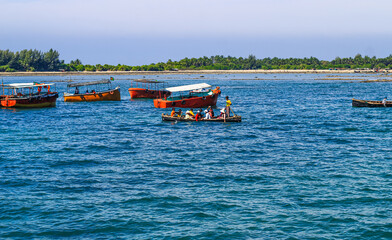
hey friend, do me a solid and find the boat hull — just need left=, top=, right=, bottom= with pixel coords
left=0, top=93, right=59, bottom=108
left=352, top=98, right=392, bottom=107
left=64, top=88, right=121, bottom=102
left=154, top=94, right=218, bottom=108
left=162, top=114, right=241, bottom=122
left=128, top=88, right=171, bottom=99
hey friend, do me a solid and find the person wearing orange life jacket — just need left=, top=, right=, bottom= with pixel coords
left=212, top=86, right=221, bottom=95
left=171, top=108, right=176, bottom=117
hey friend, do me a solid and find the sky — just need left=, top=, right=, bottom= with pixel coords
left=1, top=0, right=392, bottom=65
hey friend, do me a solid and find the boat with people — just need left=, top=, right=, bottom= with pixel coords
left=0, top=82, right=58, bottom=108
left=128, top=79, right=171, bottom=99
left=153, top=83, right=221, bottom=108
left=64, top=79, right=120, bottom=102
left=162, top=103, right=241, bottom=122
left=162, top=113, right=241, bottom=122
left=352, top=98, right=392, bottom=107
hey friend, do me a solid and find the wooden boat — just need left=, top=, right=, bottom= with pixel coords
left=162, top=114, right=241, bottom=122
left=352, top=98, right=392, bottom=107
left=128, top=79, right=171, bottom=99
left=0, top=83, right=58, bottom=108
left=64, top=79, right=120, bottom=102
left=154, top=83, right=221, bottom=108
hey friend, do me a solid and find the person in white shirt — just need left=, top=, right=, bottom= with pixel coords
left=204, top=109, right=211, bottom=119
left=382, top=97, right=387, bottom=107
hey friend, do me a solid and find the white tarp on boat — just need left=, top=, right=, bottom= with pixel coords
left=165, top=83, right=211, bottom=92
left=3, top=83, right=54, bottom=89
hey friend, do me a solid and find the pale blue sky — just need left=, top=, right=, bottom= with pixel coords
left=1, top=0, right=392, bottom=65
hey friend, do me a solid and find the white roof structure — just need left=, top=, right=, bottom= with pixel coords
left=165, top=83, right=211, bottom=92
left=3, top=83, right=53, bottom=89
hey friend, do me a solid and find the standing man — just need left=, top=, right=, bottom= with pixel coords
left=225, top=96, right=232, bottom=117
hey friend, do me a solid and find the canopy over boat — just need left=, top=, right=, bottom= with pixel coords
left=68, top=79, right=111, bottom=88
left=166, top=83, right=211, bottom=93
left=132, top=79, right=165, bottom=84
left=3, top=83, right=54, bottom=89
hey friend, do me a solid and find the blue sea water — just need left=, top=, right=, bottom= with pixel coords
left=1, top=73, right=392, bottom=239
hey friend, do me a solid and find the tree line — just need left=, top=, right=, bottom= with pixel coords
left=1, top=49, right=392, bottom=72
left=0, top=49, right=62, bottom=72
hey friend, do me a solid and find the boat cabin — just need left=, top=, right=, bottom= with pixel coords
left=128, top=79, right=171, bottom=99
left=154, top=83, right=221, bottom=108
left=1, top=82, right=58, bottom=108
left=2, top=83, right=55, bottom=97
left=65, top=79, right=115, bottom=95
left=64, top=79, right=120, bottom=102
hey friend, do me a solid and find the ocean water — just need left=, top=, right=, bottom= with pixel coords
left=1, top=73, right=392, bottom=239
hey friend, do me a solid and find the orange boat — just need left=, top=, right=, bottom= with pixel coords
left=64, top=79, right=120, bottom=102
left=153, top=83, right=221, bottom=108
left=1, top=83, right=58, bottom=108
left=128, top=79, right=171, bottom=99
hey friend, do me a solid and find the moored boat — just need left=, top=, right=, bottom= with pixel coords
left=0, top=83, right=58, bottom=108
left=154, top=83, right=221, bottom=108
left=64, top=79, right=120, bottom=102
left=128, top=79, right=171, bottom=99
left=352, top=98, right=392, bottom=107
left=162, top=113, right=241, bottom=122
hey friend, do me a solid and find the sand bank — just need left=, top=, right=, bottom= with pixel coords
left=0, top=69, right=382, bottom=77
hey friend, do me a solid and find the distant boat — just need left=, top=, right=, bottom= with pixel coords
left=64, top=79, right=120, bottom=102
left=162, top=114, right=241, bottom=122
left=1, top=82, right=58, bottom=108
left=153, top=83, right=221, bottom=108
left=352, top=98, right=392, bottom=107
left=128, top=79, right=171, bottom=99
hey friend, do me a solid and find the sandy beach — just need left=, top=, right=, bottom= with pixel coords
left=0, top=69, right=383, bottom=77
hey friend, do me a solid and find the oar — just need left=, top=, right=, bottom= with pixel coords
left=230, top=107, right=236, bottom=116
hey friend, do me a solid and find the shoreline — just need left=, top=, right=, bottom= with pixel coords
left=0, top=69, right=384, bottom=77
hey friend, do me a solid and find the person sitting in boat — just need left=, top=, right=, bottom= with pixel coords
left=218, top=108, right=226, bottom=118
left=177, top=109, right=183, bottom=118
left=198, top=108, right=203, bottom=118
left=171, top=108, right=176, bottom=117
left=383, top=97, right=387, bottom=107
left=189, top=109, right=195, bottom=117
left=92, top=89, right=96, bottom=94
left=213, top=87, right=221, bottom=95
left=86, top=90, right=89, bottom=94
left=75, top=87, right=79, bottom=94
left=204, top=109, right=212, bottom=119
left=185, top=109, right=195, bottom=119
left=208, top=106, right=215, bottom=118
left=195, top=110, right=202, bottom=121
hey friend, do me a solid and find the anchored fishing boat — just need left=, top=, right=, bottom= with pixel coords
left=64, top=79, right=120, bottom=102
left=162, top=113, right=241, bottom=122
left=153, top=83, right=221, bottom=108
left=0, top=82, right=58, bottom=108
left=128, top=79, right=171, bottom=99
left=352, top=98, right=392, bottom=107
